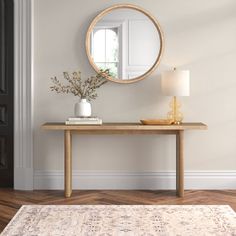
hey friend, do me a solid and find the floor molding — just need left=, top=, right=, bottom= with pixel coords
left=34, top=170, right=236, bottom=190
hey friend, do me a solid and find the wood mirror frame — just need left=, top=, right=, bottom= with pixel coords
left=85, top=4, right=164, bottom=84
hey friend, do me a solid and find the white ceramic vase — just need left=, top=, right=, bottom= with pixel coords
left=74, top=98, right=92, bottom=117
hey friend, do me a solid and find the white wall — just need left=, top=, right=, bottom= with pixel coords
left=33, top=0, right=236, bottom=189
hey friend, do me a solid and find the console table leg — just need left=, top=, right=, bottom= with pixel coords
left=64, top=130, right=72, bottom=198
left=176, top=130, right=184, bottom=197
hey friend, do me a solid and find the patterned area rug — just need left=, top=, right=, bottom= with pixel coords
left=1, top=205, right=236, bottom=236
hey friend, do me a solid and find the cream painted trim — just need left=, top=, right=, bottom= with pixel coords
left=14, top=0, right=34, bottom=190
left=34, top=170, right=236, bottom=190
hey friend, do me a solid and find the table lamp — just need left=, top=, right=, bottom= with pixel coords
left=161, top=68, right=190, bottom=124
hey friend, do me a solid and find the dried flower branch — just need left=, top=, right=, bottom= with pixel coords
left=50, top=70, right=109, bottom=101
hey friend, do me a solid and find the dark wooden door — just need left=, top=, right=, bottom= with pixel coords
left=0, top=0, right=14, bottom=187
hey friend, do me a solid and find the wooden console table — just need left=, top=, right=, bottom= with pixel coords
left=42, top=122, right=207, bottom=198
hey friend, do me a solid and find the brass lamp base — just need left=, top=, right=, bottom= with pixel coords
left=167, top=96, right=183, bottom=124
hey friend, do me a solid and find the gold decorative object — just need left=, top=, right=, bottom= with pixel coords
left=167, top=96, right=183, bottom=124
left=140, top=119, right=174, bottom=125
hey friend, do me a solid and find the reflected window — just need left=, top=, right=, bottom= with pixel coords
left=91, top=27, right=119, bottom=78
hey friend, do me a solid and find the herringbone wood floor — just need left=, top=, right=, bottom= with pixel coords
left=0, top=189, right=236, bottom=233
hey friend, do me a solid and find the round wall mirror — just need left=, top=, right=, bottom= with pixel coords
left=86, top=4, right=164, bottom=83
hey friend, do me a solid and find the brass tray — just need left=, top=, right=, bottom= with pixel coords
left=140, top=119, right=174, bottom=125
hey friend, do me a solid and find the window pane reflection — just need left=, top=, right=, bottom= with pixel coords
left=92, top=28, right=119, bottom=78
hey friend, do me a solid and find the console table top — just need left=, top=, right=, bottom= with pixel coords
left=42, top=122, right=207, bottom=131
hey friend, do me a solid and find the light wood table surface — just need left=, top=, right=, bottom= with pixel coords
left=42, top=122, right=207, bottom=198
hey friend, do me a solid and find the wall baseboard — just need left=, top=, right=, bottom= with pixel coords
left=34, top=170, right=236, bottom=190
left=15, top=168, right=34, bottom=190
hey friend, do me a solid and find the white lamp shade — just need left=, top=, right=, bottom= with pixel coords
left=161, top=70, right=190, bottom=96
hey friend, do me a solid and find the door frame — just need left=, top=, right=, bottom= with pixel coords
left=14, top=0, right=34, bottom=190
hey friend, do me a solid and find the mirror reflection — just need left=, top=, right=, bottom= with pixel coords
left=88, top=8, right=162, bottom=81
left=92, top=27, right=119, bottom=78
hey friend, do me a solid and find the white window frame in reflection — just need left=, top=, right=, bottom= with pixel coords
left=91, top=21, right=124, bottom=79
